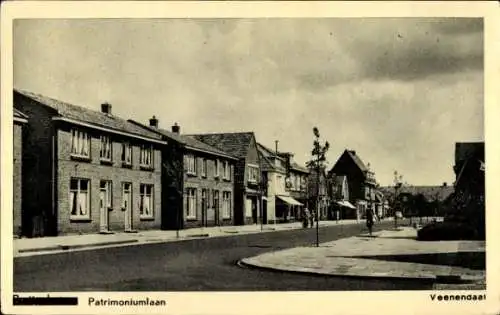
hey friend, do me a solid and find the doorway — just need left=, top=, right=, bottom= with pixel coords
left=122, top=182, right=133, bottom=231
left=99, top=181, right=112, bottom=233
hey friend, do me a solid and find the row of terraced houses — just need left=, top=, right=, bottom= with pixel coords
left=13, top=89, right=398, bottom=238
left=13, top=89, right=315, bottom=237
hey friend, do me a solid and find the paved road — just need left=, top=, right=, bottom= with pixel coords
left=14, top=220, right=433, bottom=291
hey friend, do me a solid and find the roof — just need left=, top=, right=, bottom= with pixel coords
left=379, top=185, right=454, bottom=202
left=14, top=108, right=28, bottom=119
left=290, top=161, right=309, bottom=174
left=128, top=120, right=237, bottom=160
left=14, top=89, right=164, bottom=142
left=455, top=142, right=484, bottom=165
left=345, top=150, right=369, bottom=172
left=189, top=132, right=255, bottom=159
left=257, top=142, right=286, bottom=172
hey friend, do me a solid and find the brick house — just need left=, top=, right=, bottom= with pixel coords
left=13, top=108, right=28, bottom=237
left=257, top=143, right=305, bottom=224
left=190, top=132, right=262, bottom=225
left=286, top=161, right=309, bottom=218
left=328, top=149, right=377, bottom=220
left=129, top=118, right=238, bottom=229
left=14, top=89, right=165, bottom=237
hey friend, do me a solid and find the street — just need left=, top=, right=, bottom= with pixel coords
left=14, top=220, right=433, bottom=291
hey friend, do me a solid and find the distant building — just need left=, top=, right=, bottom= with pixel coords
left=191, top=132, right=263, bottom=225
left=329, top=174, right=357, bottom=220
left=307, top=167, right=330, bottom=220
left=130, top=118, right=238, bottom=230
left=379, top=185, right=454, bottom=218
left=328, top=149, right=377, bottom=220
left=13, top=109, right=28, bottom=237
left=14, top=89, right=165, bottom=237
left=257, top=143, right=307, bottom=223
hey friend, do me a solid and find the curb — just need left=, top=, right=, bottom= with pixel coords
left=18, top=239, right=139, bottom=254
left=237, top=259, right=482, bottom=284
left=14, top=221, right=368, bottom=257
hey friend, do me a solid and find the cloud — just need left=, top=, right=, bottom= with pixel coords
left=13, top=18, right=484, bottom=185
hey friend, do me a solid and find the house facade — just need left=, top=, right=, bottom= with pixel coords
left=191, top=132, right=262, bottom=225
left=257, top=143, right=305, bottom=224
left=285, top=161, right=309, bottom=219
left=307, top=167, right=330, bottom=220
left=13, top=109, right=28, bottom=237
left=329, top=174, right=357, bottom=220
left=329, top=149, right=377, bottom=220
left=14, top=89, right=165, bottom=237
left=130, top=118, right=238, bottom=229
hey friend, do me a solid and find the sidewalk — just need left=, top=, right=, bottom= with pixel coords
left=14, top=219, right=365, bottom=257
left=240, top=226, right=486, bottom=287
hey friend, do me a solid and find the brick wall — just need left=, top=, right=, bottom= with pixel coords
left=13, top=122, right=23, bottom=236
left=56, top=125, right=162, bottom=235
left=14, top=93, right=56, bottom=236
left=183, top=154, right=235, bottom=228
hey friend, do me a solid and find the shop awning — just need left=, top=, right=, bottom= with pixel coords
left=337, top=200, right=357, bottom=209
left=276, top=195, right=303, bottom=206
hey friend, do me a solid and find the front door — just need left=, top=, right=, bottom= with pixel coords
left=99, top=181, right=111, bottom=233
left=251, top=197, right=258, bottom=224
left=201, top=189, right=208, bottom=227
left=122, top=183, right=132, bottom=231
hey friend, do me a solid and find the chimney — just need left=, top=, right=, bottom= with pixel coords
left=149, top=115, right=158, bottom=128
left=101, top=102, right=112, bottom=115
left=172, top=122, right=180, bottom=134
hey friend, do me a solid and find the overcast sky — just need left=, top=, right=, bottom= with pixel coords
left=13, top=18, right=483, bottom=186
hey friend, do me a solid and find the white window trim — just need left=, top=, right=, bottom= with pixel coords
left=248, top=165, right=259, bottom=183
left=222, top=191, right=231, bottom=219
left=186, top=188, right=197, bottom=219
left=139, top=184, right=154, bottom=219
left=122, top=142, right=132, bottom=165
left=214, top=159, right=220, bottom=178
left=185, top=154, right=197, bottom=176
left=100, top=180, right=113, bottom=209
left=100, top=135, right=112, bottom=162
left=70, top=129, right=91, bottom=159
left=70, top=178, right=91, bottom=220
left=140, top=144, right=154, bottom=168
left=201, top=158, right=207, bottom=177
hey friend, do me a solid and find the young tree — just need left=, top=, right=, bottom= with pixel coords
left=306, top=127, right=330, bottom=247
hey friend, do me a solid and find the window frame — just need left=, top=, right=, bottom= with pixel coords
left=100, top=135, right=113, bottom=162
left=70, top=129, right=91, bottom=159
left=201, top=158, right=207, bottom=177
left=185, top=188, right=197, bottom=219
left=121, top=142, right=133, bottom=166
left=139, top=144, right=154, bottom=169
left=214, top=159, right=220, bottom=178
left=185, top=154, right=197, bottom=176
left=222, top=191, right=231, bottom=219
left=248, top=165, right=259, bottom=183
left=70, top=178, right=91, bottom=220
left=139, top=184, right=154, bottom=219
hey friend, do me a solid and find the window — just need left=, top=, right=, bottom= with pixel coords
left=70, top=129, right=91, bottom=158
left=185, top=188, right=197, bottom=219
left=185, top=154, right=196, bottom=175
left=140, top=144, right=153, bottom=168
left=214, top=159, right=220, bottom=177
left=223, top=161, right=231, bottom=180
left=70, top=178, right=90, bottom=219
left=139, top=184, right=154, bottom=218
left=100, top=135, right=112, bottom=161
left=121, top=142, right=132, bottom=165
left=201, top=158, right=207, bottom=177
left=222, top=191, right=231, bottom=219
left=99, top=180, right=112, bottom=209
left=248, top=165, right=259, bottom=183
